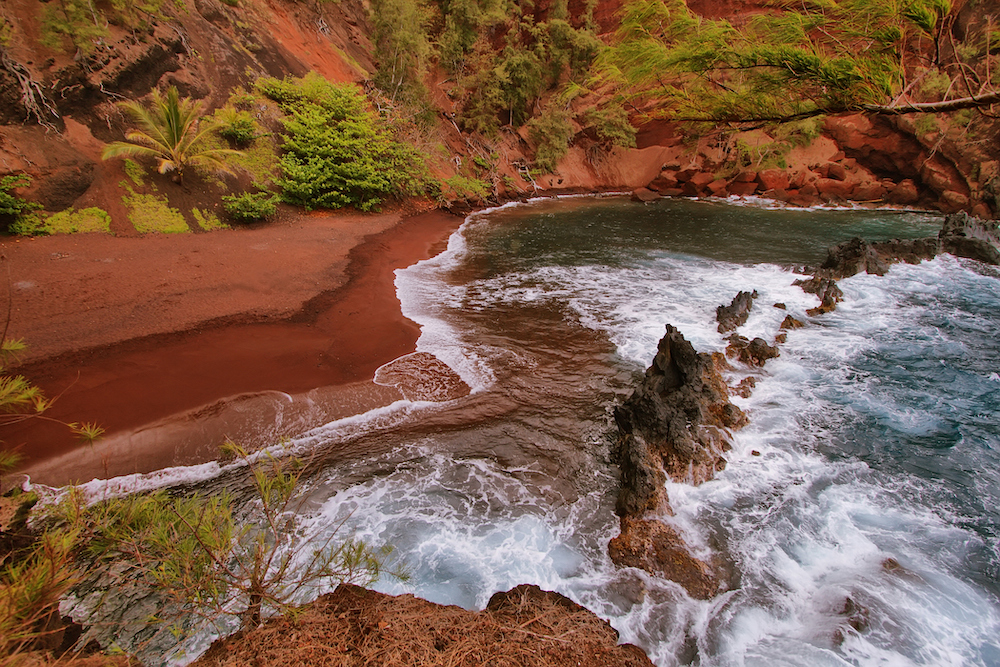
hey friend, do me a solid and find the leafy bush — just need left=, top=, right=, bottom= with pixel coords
left=216, top=107, right=258, bottom=146
left=256, top=74, right=430, bottom=211
left=223, top=191, right=279, bottom=222
left=582, top=106, right=637, bottom=148
left=528, top=106, right=575, bottom=173
left=442, top=175, right=490, bottom=201
left=0, top=174, right=41, bottom=233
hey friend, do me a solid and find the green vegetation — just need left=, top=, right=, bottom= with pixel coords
left=256, top=73, right=431, bottom=211
left=103, top=87, right=242, bottom=185
left=527, top=104, right=575, bottom=173
left=1, top=442, right=402, bottom=662
left=594, top=0, right=963, bottom=121
left=0, top=174, right=41, bottom=233
left=193, top=207, right=228, bottom=231
left=215, top=107, right=259, bottom=146
left=123, top=158, right=147, bottom=186
left=123, top=187, right=190, bottom=234
left=442, top=174, right=490, bottom=201
left=371, top=0, right=434, bottom=108
left=42, top=207, right=112, bottom=234
left=222, top=191, right=279, bottom=222
left=452, top=0, right=602, bottom=135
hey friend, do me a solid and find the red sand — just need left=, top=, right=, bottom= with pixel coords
left=0, top=209, right=464, bottom=485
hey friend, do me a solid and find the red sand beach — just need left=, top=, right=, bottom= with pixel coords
left=0, top=209, right=464, bottom=486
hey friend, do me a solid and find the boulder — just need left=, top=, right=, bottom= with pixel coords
left=631, top=188, right=660, bottom=203
left=815, top=178, right=853, bottom=199
left=939, top=190, right=970, bottom=212
left=716, top=290, right=757, bottom=333
left=851, top=182, right=887, bottom=201
left=608, top=517, right=723, bottom=600
left=827, top=163, right=849, bottom=181
left=728, top=181, right=759, bottom=196
left=707, top=179, right=729, bottom=196
left=888, top=179, right=920, bottom=205
left=725, top=335, right=780, bottom=367
left=819, top=237, right=892, bottom=278
left=757, top=169, right=789, bottom=191
left=794, top=276, right=843, bottom=314
left=780, top=314, right=804, bottom=329
left=682, top=171, right=716, bottom=195
left=939, top=212, right=1000, bottom=264
left=648, top=171, right=679, bottom=192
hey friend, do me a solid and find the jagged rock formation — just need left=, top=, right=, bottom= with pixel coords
left=613, top=325, right=748, bottom=495
left=610, top=324, right=749, bottom=598
left=192, top=584, right=654, bottom=666
left=716, top=290, right=757, bottom=333
left=811, top=212, right=1000, bottom=285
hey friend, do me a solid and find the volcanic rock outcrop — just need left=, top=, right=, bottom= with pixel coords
left=716, top=290, right=757, bottom=333
left=609, top=324, right=748, bottom=598
left=811, top=212, right=1000, bottom=284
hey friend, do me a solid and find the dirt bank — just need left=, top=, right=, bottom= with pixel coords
left=1, top=208, right=464, bottom=485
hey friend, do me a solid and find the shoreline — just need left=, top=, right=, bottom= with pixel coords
left=2, top=208, right=465, bottom=485
left=0, top=192, right=951, bottom=487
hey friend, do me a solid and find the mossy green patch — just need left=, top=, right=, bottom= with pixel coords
left=123, top=188, right=189, bottom=234
left=124, top=159, right=146, bottom=187
left=193, top=208, right=229, bottom=231
left=43, top=207, right=112, bottom=234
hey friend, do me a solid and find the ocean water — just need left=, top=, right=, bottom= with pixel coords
left=87, top=197, right=1000, bottom=666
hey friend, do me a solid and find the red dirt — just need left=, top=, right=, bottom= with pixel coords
left=0, top=209, right=464, bottom=485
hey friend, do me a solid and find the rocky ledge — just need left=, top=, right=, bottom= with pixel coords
left=815, top=212, right=1000, bottom=282
left=192, top=584, right=653, bottom=667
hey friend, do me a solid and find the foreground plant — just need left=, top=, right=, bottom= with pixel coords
left=102, top=87, right=242, bottom=185
left=35, top=441, right=405, bottom=664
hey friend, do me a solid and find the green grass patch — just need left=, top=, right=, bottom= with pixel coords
left=193, top=208, right=229, bottom=231
left=124, top=159, right=146, bottom=187
left=43, top=207, right=112, bottom=234
left=123, top=188, right=189, bottom=234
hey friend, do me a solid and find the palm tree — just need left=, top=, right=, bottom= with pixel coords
left=102, top=87, right=242, bottom=184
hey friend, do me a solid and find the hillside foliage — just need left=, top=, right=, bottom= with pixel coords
left=591, top=0, right=1000, bottom=121
left=257, top=74, right=431, bottom=211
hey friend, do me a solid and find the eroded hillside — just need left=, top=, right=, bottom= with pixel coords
left=1, top=0, right=1000, bottom=237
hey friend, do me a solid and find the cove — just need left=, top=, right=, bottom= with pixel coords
left=66, top=197, right=1000, bottom=666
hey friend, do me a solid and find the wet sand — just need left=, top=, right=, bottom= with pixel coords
left=0, top=209, right=464, bottom=485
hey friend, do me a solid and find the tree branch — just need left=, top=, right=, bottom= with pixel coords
left=863, top=91, right=1000, bottom=114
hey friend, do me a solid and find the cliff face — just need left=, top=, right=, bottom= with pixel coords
left=2, top=0, right=999, bottom=225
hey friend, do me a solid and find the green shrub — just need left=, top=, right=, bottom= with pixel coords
left=222, top=191, right=279, bottom=222
left=216, top=107, right=258, bottom=146
left=442, top=175, right=489, bottom=200
left=0, top=174, right=42, bottom=233
left=527, top=106, right=575, bottom=173
left=193, top=207, right=229, bottom=230
left=257, top=75, right=430, bottom=211
left=582, top=106, right=636, bottom=148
